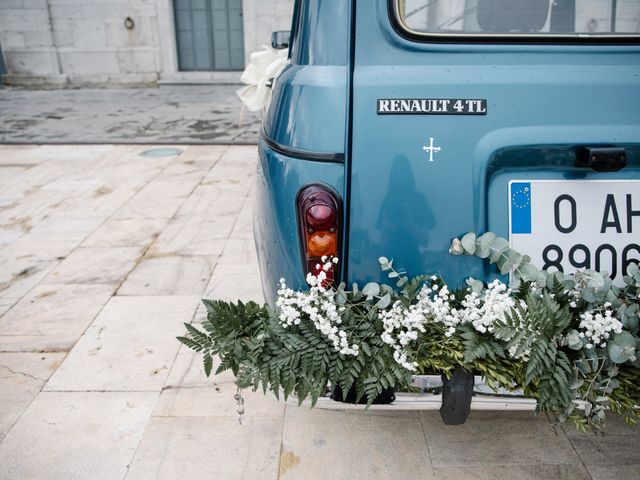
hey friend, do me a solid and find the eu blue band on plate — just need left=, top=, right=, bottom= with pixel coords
left=511, top=182, right=532, bottom=234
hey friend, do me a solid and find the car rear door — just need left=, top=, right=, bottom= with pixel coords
left=345, top=0, right=640, bottom=287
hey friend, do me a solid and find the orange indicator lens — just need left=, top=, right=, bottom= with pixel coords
left=307, top=232, right=337, bottom=257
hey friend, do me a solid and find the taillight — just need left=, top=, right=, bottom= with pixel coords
left=297, top=185, right=341, bottom=285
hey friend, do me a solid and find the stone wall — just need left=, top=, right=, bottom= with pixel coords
left=0, top=0, right=294, bottom=87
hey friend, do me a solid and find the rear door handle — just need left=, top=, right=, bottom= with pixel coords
left=575, top=147, right=627, bottom=172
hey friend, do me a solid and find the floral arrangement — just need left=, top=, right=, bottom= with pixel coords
left=178, top=232, right=640, bottom=431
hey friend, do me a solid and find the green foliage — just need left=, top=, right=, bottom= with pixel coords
left=499, top=294, right=573, bottom=411
left=178, top=298, right=412, bottom=407
left=451, top=232, right=539, bottom=281
left=459, top=324, right=505, bottom=363
left=177, top=231, right=640, bottom=431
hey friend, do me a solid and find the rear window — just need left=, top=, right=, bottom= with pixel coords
left=395, top=0, right=640, bottom=38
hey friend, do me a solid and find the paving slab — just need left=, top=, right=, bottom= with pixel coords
left=0, top=229, right=23, bottom=250
left=44, top=295, right=200, bottom=392
left=0, top=283, right=114, bottom=352
left=586, top=464, right=640, bottom=480
left=569, top=434, right=640, bottom=467
left=420, top=411, right=584, bottom=468
left=204, top=268, right=265, bottom=304
left=0, top=352, right=66, bottom=441
left=0, top=255, right=58, bottom=302
left=0, top=391, right=158, bottom=480
left=43, top=246, right=143, bottom=285
left=217, top=236, right=260, bottom=266
left=153, top=154, right=221, bottom=184
left=1, top=232, right=85, bottom=258
left=175, top=185, right=248, bottom=218
left=117, top=255, right=217, bottom=296
left=112, top=179, right=197, bottom=221
left=124, top=416, right=282, bottom=480
left=280, top=407, right=435, bottom=479
left=148, top=215, right=235, bottom=257
left=82, top=218, right=169, bottom=248
left=154, top=351, right=284, bottom=418
left=432, top=465, right=590, bottom=480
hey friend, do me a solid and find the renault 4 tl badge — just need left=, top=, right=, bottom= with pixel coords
left=377, top=98, right=487, bottom=115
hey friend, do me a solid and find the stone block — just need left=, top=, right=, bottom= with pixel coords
left=52, top=29, right=74, bottom=47
left=58, top=49, right=120, bottom=74
left=0, top=32, right=26, bottom=49
left=2, top=49, right=59, bottom=75
left=22, top=0, right=47, bottom=8
left=51, top=17, right=72, bottom=32
left=48, top=4, right=85, bottom=20
left=71, top=19, right=107, bottom=49
left=19, top=30, right=52, bottom=48
left=67, top=72, right=111, bottom=84
left=0, top=7, right=49, bottom=30
left=116, top=47, right=157, bottom=73
left=105, top=72, right=158, bottom=85
left=0, top=0, right=24, bottom=9
left=0, top=72, right=69, bottom=86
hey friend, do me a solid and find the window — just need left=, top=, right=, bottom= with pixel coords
left=394, top=0, right=640, bottom=38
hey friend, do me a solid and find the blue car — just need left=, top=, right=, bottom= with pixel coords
left=255, top=0, right=640, bottom=304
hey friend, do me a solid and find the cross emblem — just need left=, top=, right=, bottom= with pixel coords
left=422, top=137, right=441, bottom=162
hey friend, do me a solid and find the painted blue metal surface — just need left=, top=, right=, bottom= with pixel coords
left=256, top=0, right=640, bottom=303
left=263, top=64, right=348, bottom=154
left=263, top=0, right=350, bottom=154
left=255, top=0, right=350, bottom=301
left=346, top=0, right=640, bottom=288
left=255, top=137, right=344, bottom=301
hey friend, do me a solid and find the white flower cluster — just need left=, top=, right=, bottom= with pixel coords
left=275, top=258, right=358, bottom=356
left=379, top=299, right=426, bottom=371
left=578, top=304, right=623, bottom=349
left=378, top=278, right=516, bottom=371
left=460, top=280, right=515, bottom=334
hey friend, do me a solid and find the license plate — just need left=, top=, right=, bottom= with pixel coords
left=509, top=180, right=640, bottom=286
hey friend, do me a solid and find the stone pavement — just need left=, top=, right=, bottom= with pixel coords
left=0, top=144, right=638, bottom=480
left=0, top=86, right=261, bottom=144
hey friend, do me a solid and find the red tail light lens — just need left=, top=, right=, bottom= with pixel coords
left=306, top=204, right=336, bottom=229
left=297, top=185, right=341, bottom=285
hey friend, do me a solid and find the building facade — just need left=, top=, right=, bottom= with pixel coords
left=0, top=0, right=294, bottom=86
